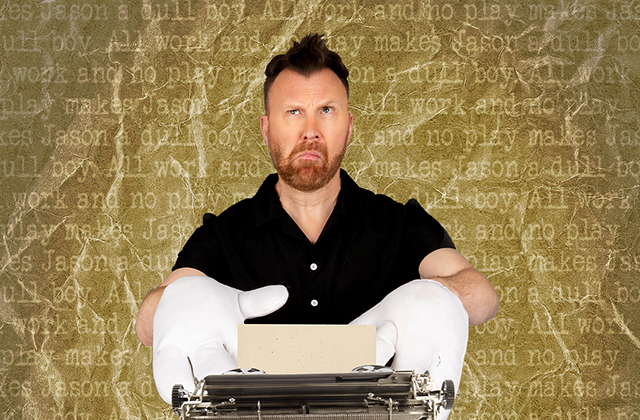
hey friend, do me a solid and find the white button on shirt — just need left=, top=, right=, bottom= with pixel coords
left=310, top=263, right=318, bottom=271
left=310, top=299, right=318, bottom=307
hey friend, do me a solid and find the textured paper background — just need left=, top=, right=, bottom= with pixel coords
left=0, top=0, right=638, bottom=419
left=237, top=324, right=376, bottom=373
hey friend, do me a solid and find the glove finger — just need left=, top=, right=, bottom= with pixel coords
left=153, top=344, right=196, bottom=404
left=238, top=285, right=289, bottom=319
left=375, top=321, right=397, bottom=366
left=424, top=320, right=468, bottom=388
left=390, top=302, right=468, bottom=386
left=348, top=307, right=378, bottom=326
left=191, top=339, right=237, bottom=380
left=390, top=338, right=467, bottom=382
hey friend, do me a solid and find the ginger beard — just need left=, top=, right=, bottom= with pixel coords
left=269, top=138, right=347, bottom=192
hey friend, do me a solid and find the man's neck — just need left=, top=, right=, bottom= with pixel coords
left=275, top=171, right=342, bottom=245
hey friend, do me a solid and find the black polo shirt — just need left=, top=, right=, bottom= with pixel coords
left=173, top=169, right=454, bottom=324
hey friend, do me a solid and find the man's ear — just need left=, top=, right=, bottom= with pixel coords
left=347, top=112, right=353, bottom=145
left=260, top=114, right=270, bottom=146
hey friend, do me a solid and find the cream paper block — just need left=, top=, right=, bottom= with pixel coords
left=237, top=324, right=376, bottom=374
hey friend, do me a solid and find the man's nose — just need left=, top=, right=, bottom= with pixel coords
left=303, top=113, right=320, bottom=140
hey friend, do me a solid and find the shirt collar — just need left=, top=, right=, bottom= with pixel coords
left=253, top=169, right=361, bottom=227
left=253, top=172, right=283, bottom=227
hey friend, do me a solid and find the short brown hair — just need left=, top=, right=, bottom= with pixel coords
left=263, top=33, right=349, bottom=110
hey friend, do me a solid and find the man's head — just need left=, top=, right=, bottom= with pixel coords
left=263, top=34, right=349, bottom=112
left=260, top=34, right=352, bottom=192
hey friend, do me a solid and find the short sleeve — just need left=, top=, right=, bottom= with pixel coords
left=172, top=213, right=221, bottom=276
left=403, top=198, right=455, bottom=266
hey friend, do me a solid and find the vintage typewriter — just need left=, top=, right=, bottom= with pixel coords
left=171, top=366, right=455, bottom=420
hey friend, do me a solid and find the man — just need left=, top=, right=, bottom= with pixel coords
left=136, top=34, right=499, bottom=413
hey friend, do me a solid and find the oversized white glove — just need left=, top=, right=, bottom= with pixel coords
left=152, top=276, right=289, bottom=404
left=350, top=279, right=468, bottom=416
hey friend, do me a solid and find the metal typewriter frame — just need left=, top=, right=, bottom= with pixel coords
left=172, top=367, right=455, bottom=420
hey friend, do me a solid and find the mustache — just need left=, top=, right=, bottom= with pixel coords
left=290, top=141, right=327, bottom=157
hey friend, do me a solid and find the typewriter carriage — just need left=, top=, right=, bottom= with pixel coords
left=171, top=366, right=456, bottom=420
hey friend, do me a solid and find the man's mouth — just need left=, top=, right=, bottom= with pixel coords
left=296, top=151, right=323, bottom=161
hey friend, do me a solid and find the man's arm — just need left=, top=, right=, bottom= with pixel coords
left=419, top=248, right=499, bottom=325
left=135, top=267, right=207, bottom=346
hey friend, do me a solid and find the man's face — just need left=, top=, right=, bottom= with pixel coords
left=260, top=68, right=353, bottom=192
